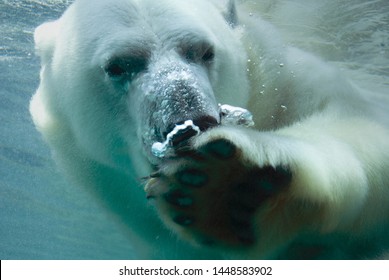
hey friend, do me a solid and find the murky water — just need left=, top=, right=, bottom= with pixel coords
left=0, top=0, right=387, bottom=259
left=0, top=0, right=136, bottom=259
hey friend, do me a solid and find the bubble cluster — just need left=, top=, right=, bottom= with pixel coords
left=219, top=104, right=255, bottom=127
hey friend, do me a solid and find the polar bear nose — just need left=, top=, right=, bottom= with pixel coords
left=167, top=115, right=219, bottom=147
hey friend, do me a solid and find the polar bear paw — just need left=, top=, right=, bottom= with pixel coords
left=145, top=137, right=292, bottom=247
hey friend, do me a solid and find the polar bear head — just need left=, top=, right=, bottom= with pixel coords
left=32, top=0, right=249, bottom=173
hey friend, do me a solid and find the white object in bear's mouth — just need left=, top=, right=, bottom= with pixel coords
left=151, top=120, right=201, bottom=158
left=151, top=104, right=254, bottom=158
left=218, top=104, right=255, bottom=127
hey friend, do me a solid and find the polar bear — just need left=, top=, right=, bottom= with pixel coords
left=30, top=0, right=389, bottom=259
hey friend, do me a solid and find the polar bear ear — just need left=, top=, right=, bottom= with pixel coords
left=223, top=0, right=238, bottom=28
left=34, top=20, right=60, bottom=64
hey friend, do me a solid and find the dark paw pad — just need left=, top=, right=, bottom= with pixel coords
left=176, top=169, right=208, bottom=187
left=200, top=139, right=236, bottom=159
left=163, top=190, right=194, bottom=207
left=173, top=215, right=195, bottom=226
left=249, top=166, right=292, bottom=196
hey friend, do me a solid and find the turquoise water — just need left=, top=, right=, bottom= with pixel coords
left=0, top=0, right=136, bottom=259
left=1, top=0, right=388, bottom=260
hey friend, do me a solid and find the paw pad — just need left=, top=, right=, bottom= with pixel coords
left=173, top=215, right=195, bottom=226
left=146, top=137, right=292, bottom=248
left=200, top=139, right=236, bottom=159
left=163, top=190, right=193, bottom=207
left=176, top=169, right=208, bottom=187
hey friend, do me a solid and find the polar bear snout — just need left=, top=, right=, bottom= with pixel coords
left=138, top=60, right=220, bottom=155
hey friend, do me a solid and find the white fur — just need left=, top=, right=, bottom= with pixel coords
left=31, top=0, right=389, bottom=259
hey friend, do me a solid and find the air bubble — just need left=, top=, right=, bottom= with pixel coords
left=219, top=104, right=255, bottom=127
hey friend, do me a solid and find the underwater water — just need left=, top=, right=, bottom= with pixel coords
left=0, top=0, right=136, bottom=259
left=1, top=0, right=388, bottom=260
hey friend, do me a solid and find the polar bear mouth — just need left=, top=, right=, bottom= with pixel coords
left=151, top=120, right=201, bottom=158
left=150, top=104, right=255, bottom=159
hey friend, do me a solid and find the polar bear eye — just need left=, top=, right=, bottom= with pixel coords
left=183, top=42, right=215, bottom=65
left=105, top=62, right=126, bottom=77
left=184, top=49, right=197, bottom=62
left=104, top=57, right=147, bottom=81
left=201, top=47, right=215, bottom=63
